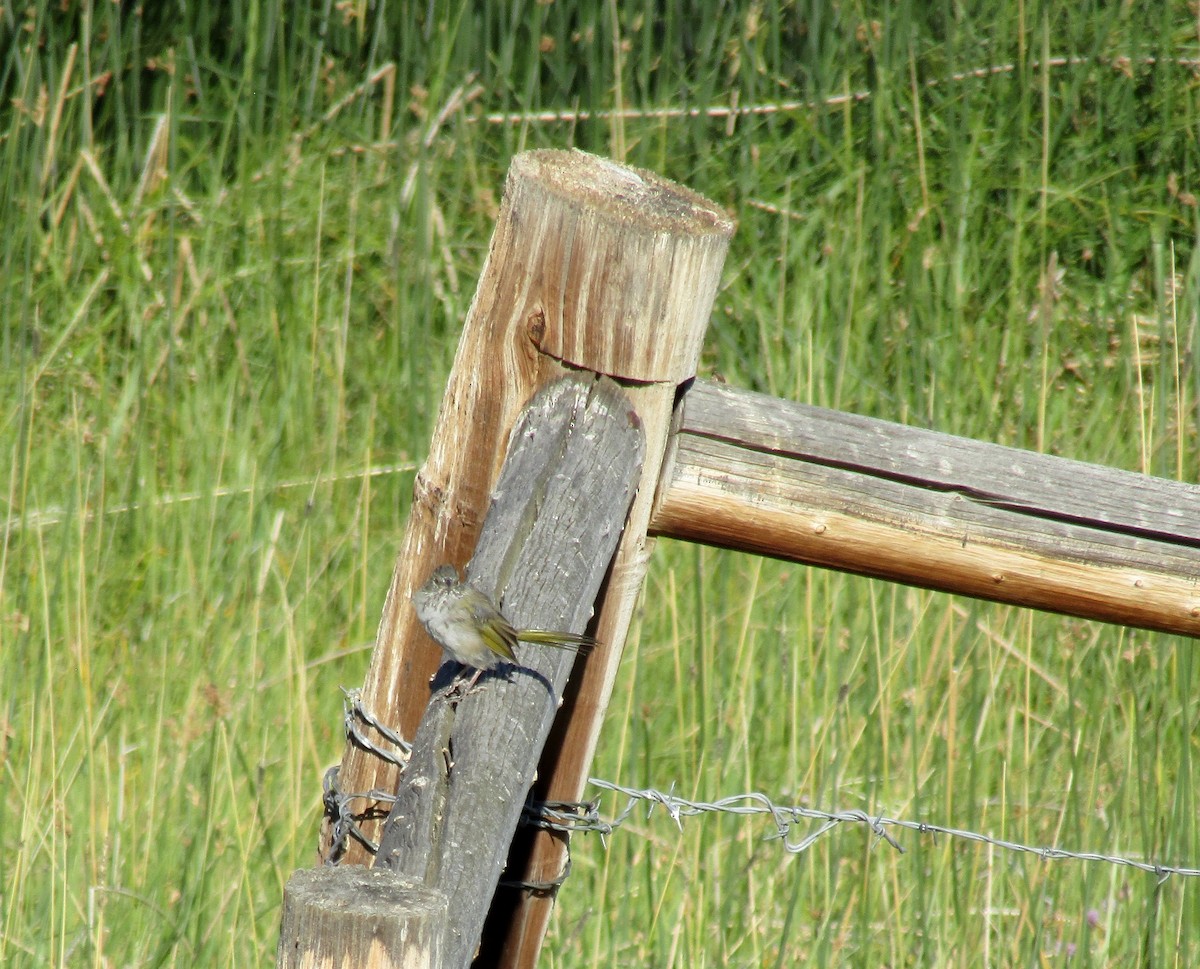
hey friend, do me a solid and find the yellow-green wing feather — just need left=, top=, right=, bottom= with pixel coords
left=468, top=601, right=519, bottom=662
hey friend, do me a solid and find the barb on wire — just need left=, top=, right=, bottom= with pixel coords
left=586, top=779, right=1200, bottom=880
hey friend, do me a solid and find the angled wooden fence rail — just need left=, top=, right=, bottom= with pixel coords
left=654, top=379, right=1200, bottom=637
left=277, top=149, right=1200, bottom=969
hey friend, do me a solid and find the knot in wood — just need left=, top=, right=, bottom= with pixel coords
left=525, top=308, right=547, bottom=346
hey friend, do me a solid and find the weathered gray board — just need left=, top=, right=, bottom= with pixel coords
left=375, top=375, right=645, bottom=968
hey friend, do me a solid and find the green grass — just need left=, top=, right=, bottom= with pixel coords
left=2, top=1, right=1198, bottom=966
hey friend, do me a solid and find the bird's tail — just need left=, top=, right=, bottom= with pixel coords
left=517, top=629, right=599, bottom=653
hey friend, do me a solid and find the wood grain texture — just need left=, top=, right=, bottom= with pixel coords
left=651, top=380, right=1200, bottom=636
left=513, top=152, right=731, bottom=383
left=374, top=376, right=644, bottom=969
left=277, top=867, right=443, bottom=969
left=320, top=150, right=732, bottom=865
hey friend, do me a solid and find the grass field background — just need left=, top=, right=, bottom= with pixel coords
left=3, top=2, right=1199, bottom=965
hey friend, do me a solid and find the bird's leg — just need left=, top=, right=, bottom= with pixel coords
left=445, top=666, right=480, bottom=701
left=448, top=664, right=506, bottom=700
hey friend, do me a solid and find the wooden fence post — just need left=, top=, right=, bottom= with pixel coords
left=306, top=150, right=732, bottom=965
left=277, top=867, right=444, bottom=968
left=318, top=150, right=731, bottom=866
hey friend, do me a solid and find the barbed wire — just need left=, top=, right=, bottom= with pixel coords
left=324, top=686, right=1200, bottom=881
left=341, top=687, right=412, bottom=767
left=580, top=779, right=1200, bottom=882
left=6, top=461, right=418, bottom=532
left=321, top=689, right=413, bottom=863
left=479, top=54, right=1200, bottom=126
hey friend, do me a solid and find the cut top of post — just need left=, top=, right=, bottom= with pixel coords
left=520, top=150, right=733, bottom=234
left=501, top=150, right=734, bottom=383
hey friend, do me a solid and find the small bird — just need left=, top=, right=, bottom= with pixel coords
left=411, top=564, right=597, bottom=688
